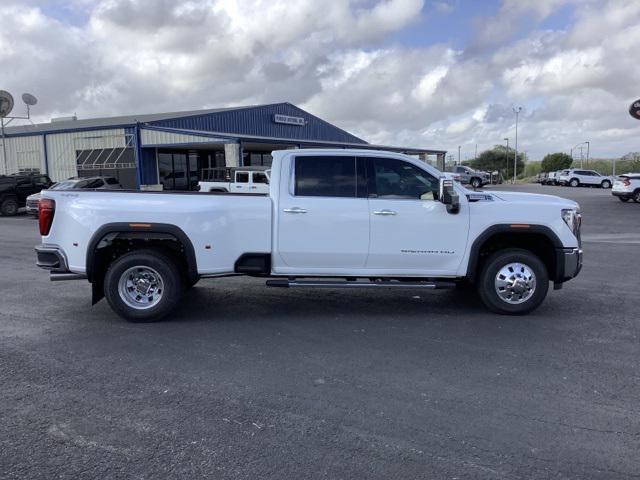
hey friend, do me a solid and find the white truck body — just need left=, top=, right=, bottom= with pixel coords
left=36, top=149, right=583, bottom=320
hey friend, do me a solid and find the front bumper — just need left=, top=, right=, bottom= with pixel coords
left=26, top=201, right=39, bottom=215
left=557, top=247, right=583, bottom=283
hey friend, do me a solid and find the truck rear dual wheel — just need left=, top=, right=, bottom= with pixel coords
left=477, top=248, right=549, bottom=315
left=104, top=249, right=183, bottom=322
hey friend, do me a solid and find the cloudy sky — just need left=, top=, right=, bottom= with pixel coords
left=1, top=0, right=639, bottom=160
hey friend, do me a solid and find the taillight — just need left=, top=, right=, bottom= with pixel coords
left=622, top=178, right=631, bottom=186
left=38, top=198, right=55, bottom=236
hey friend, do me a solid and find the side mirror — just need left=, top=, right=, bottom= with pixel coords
left=439, top=178, right=460, bottom=214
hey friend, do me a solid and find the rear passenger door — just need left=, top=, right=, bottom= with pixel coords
left=233, top=171, right=251, bottom=193
left=275, top=155, right=369, bottom=271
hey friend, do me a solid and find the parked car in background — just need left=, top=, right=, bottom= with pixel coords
left=0, top=173, right=52, bottom=216
left=612, top=173, right=640, bottom=203
left=558, top=169, right=613, bottom=188
left=198, top=167, right=270, bottom=193
left=446, top=165, right=490, bottom=188
left=26, top=176, right=123, bottom=217
left=535, top=172, right=548, bottom=184
left=544, top=171, right=559, bottom=185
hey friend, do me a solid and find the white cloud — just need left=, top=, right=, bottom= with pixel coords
left=1, top=0, right=639, bottom=160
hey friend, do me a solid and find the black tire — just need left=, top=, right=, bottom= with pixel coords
left=601, top=180, right=611, bottom=189
left=569, top=179, right=579, bottom=187
left=619, top=197, right=630, bottom=203
left=634, top=190, right=640, bottom=204
left=104, top=249, right=183, bottom=322
left=470, top=177, right=482, bottom=189
left=0, top=197, right=19, bottom=216
left=477, top=248, right=549, bottom=315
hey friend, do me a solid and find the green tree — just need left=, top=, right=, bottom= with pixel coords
left=470, top=145, right=525, bottom=180
left=541, top=152, right=572, bottom=172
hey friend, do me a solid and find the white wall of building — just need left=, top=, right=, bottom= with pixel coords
left=1, top=128, right=129, bottom=181
left=0, top=134, right=45, bottom=175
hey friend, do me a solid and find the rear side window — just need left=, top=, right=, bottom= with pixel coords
left=294, top=156, right=356, bottom=198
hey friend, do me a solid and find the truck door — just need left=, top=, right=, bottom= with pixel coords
left=233, top=171, right=251, bottom=193
left=275, top=155, right=369, bottom=270
left=365, top=156, right=469, bottom=275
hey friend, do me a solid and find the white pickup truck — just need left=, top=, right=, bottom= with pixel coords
left=198, top=167, right=270, bottom=194
left=35, top=149, right=583, bottom=321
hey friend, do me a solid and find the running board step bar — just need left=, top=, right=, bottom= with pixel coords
left=266, top=279, right=456, bottom=289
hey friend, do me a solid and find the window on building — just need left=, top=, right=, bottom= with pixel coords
left=370, top=157, right=438, bottom=200
left=294, top=156, right=356, bottom=197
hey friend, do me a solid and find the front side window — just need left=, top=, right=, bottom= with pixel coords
left=370, top=157, right=439, bottom=200
left=236, top=172, right=249, bottom=183
left=294, top=156, right=356, bottom=198
left=253, top=172, right=269, bottom=184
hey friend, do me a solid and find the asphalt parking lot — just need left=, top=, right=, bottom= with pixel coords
left=1, top=184, right=639, bottom=479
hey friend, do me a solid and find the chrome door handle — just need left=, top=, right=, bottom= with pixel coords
left=373, top=209, right=397, bottom=216
left=283, top=207, right=307, bottom=214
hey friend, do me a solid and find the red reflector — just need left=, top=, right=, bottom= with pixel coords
left=38, top=198, right=56, bottom=236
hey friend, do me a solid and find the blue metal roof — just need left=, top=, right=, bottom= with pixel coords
left=148, top=103, right=367, bottom=145
left=3, top=102, right=367, bottom=145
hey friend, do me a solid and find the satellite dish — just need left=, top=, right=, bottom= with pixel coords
left=0, top=90, right=14, bottom=118
left=22, top=93, right=38, bottom=106
left=630, top=99, right=640, bottom=121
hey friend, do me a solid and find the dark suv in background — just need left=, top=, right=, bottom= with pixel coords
left=0, top=173, right=53, bottom=216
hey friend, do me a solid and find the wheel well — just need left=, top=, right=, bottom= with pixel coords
left=87, top=225, right=198, bottom=289
left=470, top=231, right=558, bottom=282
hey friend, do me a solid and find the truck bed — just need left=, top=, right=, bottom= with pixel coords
left=41, top=190, right=272, bottom=275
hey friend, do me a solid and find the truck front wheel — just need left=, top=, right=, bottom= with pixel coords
left=477, top=248, right=549, bottom=315
left=104, top=249, right=183, bottom=322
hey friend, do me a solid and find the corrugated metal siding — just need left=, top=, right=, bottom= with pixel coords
left=141, top=129, right=228, bottom=146
left=46, top=128, right=127, bottom=181
left=150, top=103, right=367, bottom=145
left=0, top=135, right=45, bottom=175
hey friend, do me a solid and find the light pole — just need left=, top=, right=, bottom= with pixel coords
left=513, top=106, right=522, bottom=183
left=585, top=141, right=590, bottom=166
left=503, top=138, right=509, bottom=179
left=457, top=145, right=461, bottom=165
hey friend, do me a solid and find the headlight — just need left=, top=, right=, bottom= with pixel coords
left=562, top=208, right=581, bottom=236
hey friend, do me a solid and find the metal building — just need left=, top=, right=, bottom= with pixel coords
left=0, top=102, right=446, bottom=190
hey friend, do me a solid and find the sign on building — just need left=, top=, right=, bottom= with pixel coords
left=273, top=114, right=306, bottom=126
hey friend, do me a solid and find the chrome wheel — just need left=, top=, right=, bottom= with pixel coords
left=118, top=266, right=164, bottom=310
left=494, top=262, right=536, bottom=305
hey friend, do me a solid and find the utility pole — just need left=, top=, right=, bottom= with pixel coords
left=585, top=141, right=590, bottom=166
left=474, top=144, right=477, bottom=161
left=503, top=138, right=509, bottom=179
left=457, top=145, right=461, bottom=165
left=513, top=106, right=522, bottom=183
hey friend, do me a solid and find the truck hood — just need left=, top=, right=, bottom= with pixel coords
left=488, top=190, right=579, bottom=209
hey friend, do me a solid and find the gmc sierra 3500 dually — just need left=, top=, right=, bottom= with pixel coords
left=35, top=149, right=582, bottom=321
